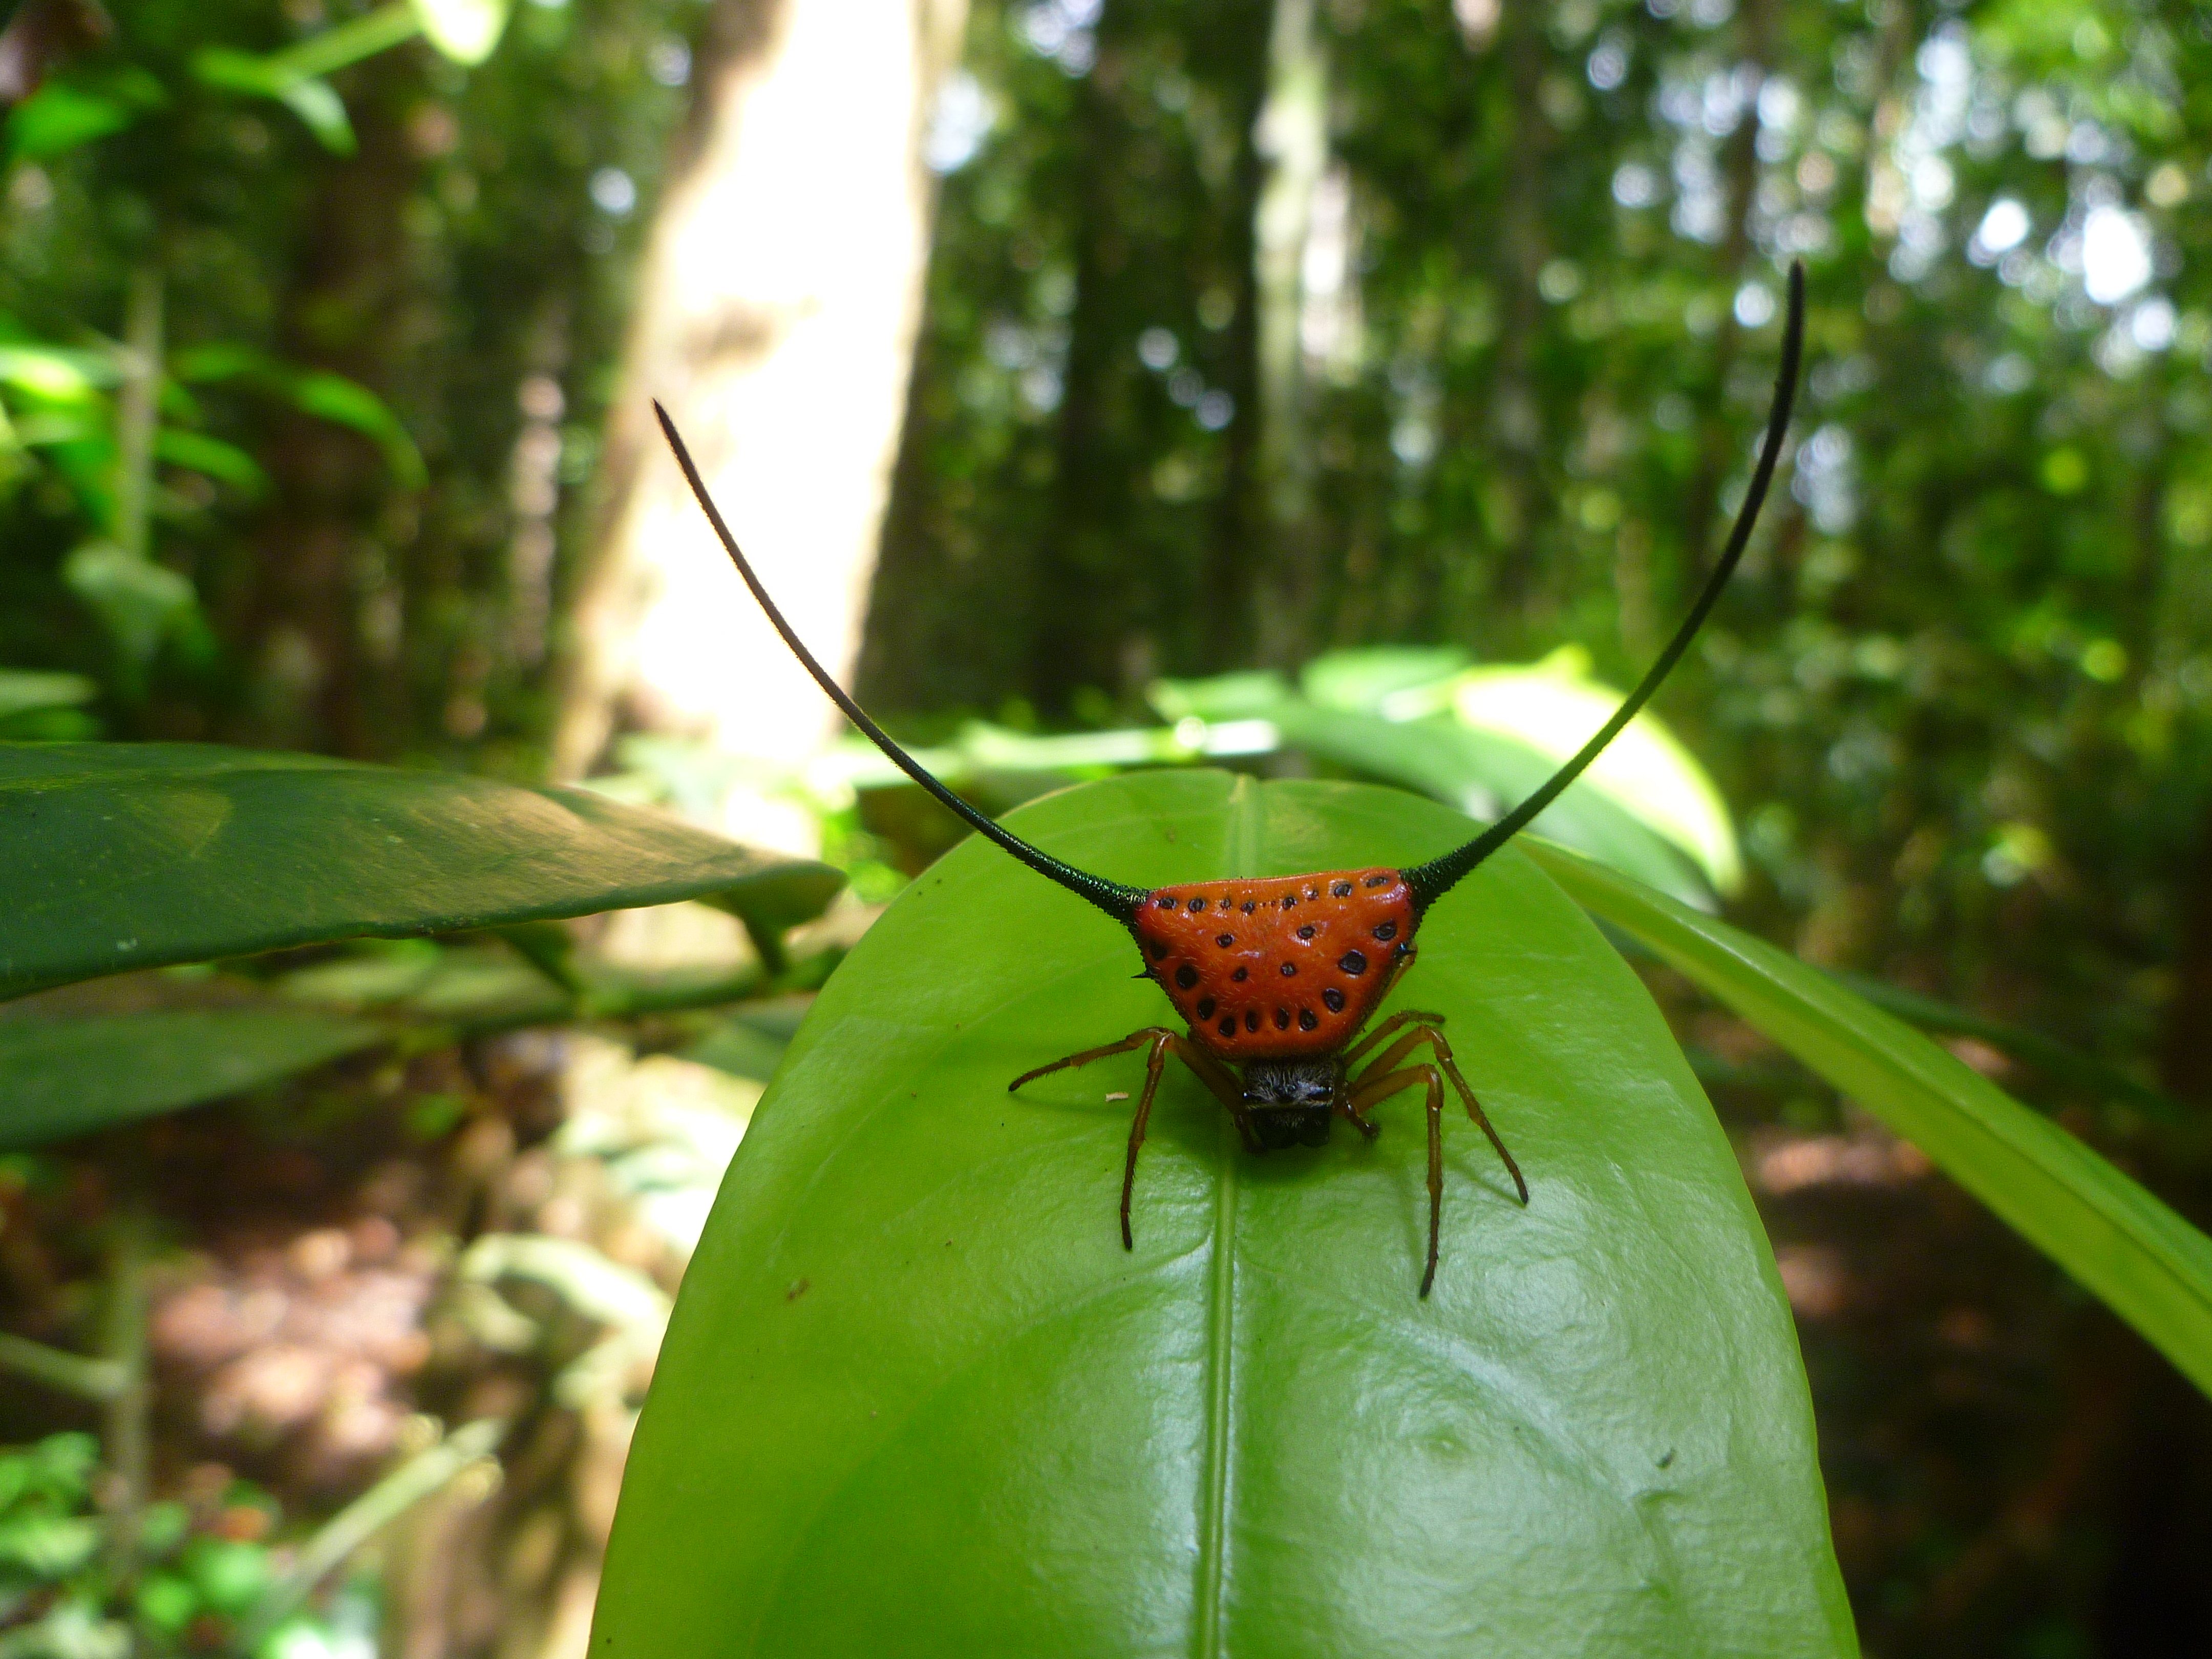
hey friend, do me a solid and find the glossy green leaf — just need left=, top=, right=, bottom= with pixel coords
left=0, top=1009, right=383, bottom=1147
left=1448, top=652, right=1742, bottom=895
left=1152, top=656, right=1740, bottom=898
left=597, top=772, right=1853, bottom=1658
left=0, top=743, right=844, bottom=1001
left=1527, top=840, right=2212, bottom=1400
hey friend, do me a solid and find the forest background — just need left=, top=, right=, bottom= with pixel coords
left=1, top=0, right=2209, bottom=1653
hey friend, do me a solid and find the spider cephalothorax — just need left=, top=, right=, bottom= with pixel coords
left=655, top=263, right=1803, bottom=1295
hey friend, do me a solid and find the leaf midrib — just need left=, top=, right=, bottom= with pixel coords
left=1194, top=775, right=1263, bottom=1657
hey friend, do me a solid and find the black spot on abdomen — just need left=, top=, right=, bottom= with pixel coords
left=1176, top=965, right=1199, bottom=989
left=1323, top=986, right=1346, bottom=1013
left=1339, top=950, right=1368, bottom=975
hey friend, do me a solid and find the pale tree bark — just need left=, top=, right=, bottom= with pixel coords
left=557, top=0, right=968, bottom=851
left=1250, top=0, right=1327, bottom=666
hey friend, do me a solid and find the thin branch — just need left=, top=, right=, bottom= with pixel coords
left=0, top=1333, right=127, bottom=1402
left=238, top=1417, right=508, bottom=1649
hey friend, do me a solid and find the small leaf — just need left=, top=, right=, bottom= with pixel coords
left=0, top=1009, right=384, bottom=1147
left=61, top=543, right=196, bottom=666
left=5, top=65, right=165, bottom=161
left=597, top=772, right=1853, bottom=1656
left=411, top=0, right=511, bottom=64
left=277, top=370, right=424, bottom=485
left=276, top=76, right=355, bottom=154
left=167, top=347, right=425, bottom=487
left=1148, top=669, right=1293, bottom=722
left=0, top=343, right=118, bottom=399
left=1298, top=644, right=1469, bottom=711
left=153, top=428, right=268, bottom=496
left=1527, top=839, right=2212, bottom=1402
left=0, top=670, right=94, bottom=720
left=0, top=742, right=845, bottom=1000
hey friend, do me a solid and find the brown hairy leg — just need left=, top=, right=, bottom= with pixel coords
left=1349, top=1017, right=1527, bottom=1205
left=1347, top=1063, right=1447, bottom=1296
left=1010, top=1028, right=1257, bottom=1248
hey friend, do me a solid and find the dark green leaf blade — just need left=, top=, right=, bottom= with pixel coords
left=0, top=743, right=844, bottom=1000
left=595, top=772, right=1852, bottom=1658
left=0, top=1009, right=382, bottom=1146
left=1527, top=839, right=2212, bottom=1400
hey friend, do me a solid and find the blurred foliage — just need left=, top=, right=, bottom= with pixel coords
left=0, top=1430, right=370, bottom=1657
left=6, top=0, right=2212, bottom=1650
left=0, top=0, right=695, bottom=769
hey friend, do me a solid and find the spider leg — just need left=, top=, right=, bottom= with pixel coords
left=1165, top=1035, right=1264, bottom=1153
left=1350, top=1020, right=1526, bottom=1206
left=1008, top=1029, right=1176, bottom=1093
left=1348, top=1063, right=1447, bottom=1297
left=1009, top=1027, right=1260, bottom=1248
left=1343, top=1008, right=1448, bottom=1067
left=1116, top=1032, right=1174, bottom=1250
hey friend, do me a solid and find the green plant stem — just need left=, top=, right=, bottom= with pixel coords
left=113, top=267, right=162, bottom=561
left=264, top=2, right=422, bottom=84
left=100, top=1198, right=151, bottom=1582
left=238, top=1417, right=506, bottom=1649
left=0, top=1333, right=127, bottom=1402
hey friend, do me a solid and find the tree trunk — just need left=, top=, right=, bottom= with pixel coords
left=555, top=0, right=968, bottom=850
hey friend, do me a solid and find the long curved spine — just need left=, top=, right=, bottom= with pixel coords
left=1402, top=259, right=1806, bottom=915
left=654, top=403, right=1148, bottom=923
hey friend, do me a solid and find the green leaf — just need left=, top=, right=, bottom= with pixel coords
left=1449, top=651, right=1742, bottom=895
left=0, top=671, right=95, bottom=721
left=1149, top=669, right=1294, bottom=721
left=5, top=66, right=166, bottom=162
left=61, top=543, right=196, bottom=666
left=597, top=772, right=1853, bottom=1657
left=1270, top=702, right=1713, bottom=906
left=274, top=76, right=356, bottom=155
left=0, top=344, right=119, bottom=400
left=0, top=1009, right=384, bottom=1147
left=411, top=0, right=511, bottom=63
left=168, top=348, right=424, bottom=486
left=1298, top=645, right=1467, bottom=711
left=0, top=743, right=845, bottom=1001
left=269, top=370, right=423, bottom=486
left=192, top=48, right=357, bottom=154
left=1525, top=839, right=2212, bottom=1401
left=153, top=429, right=268, bottom=496
left=1149, top=667, right=1720, bottom=903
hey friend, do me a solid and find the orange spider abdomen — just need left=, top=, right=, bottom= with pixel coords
left=1131, top=869, right=1418, bottom=1060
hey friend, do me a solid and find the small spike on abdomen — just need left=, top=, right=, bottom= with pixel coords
left=1131, top=869, right=1417, bottom=1059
